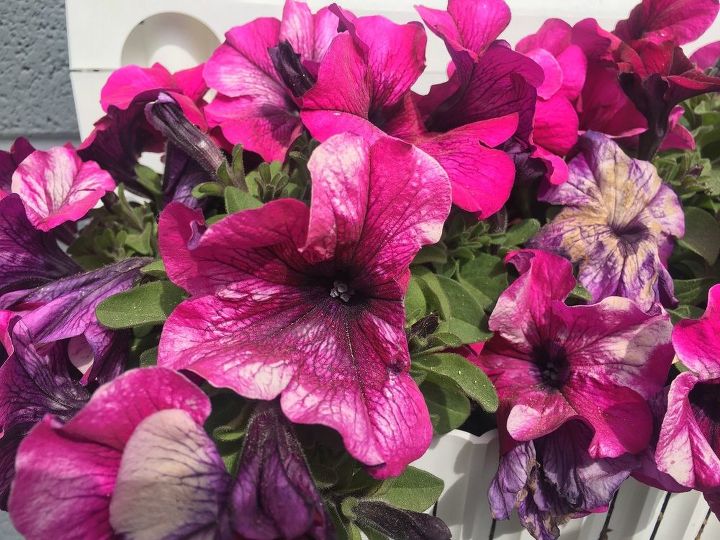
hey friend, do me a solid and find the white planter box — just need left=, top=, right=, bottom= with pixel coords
left=414, top=429, right=719, bottom=540
left=65, top=0, right=720, bottom=140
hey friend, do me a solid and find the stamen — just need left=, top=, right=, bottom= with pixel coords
left=330, top=281, right=354, bottom=302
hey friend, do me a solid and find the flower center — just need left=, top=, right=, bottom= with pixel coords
left=533, top=343, right=570, bottom=389
left=611, top=221, right=649, bottom=244
left=330, top=280, right=354, bottom=303
left=690, top=381, right=720, bottom=424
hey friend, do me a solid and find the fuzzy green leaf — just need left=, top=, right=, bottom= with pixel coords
left=422, top=377, right=471, bottom=434
left=96, top=281, right=186, bottom=329
left=678, top=207, right=720, bottom=264
left=366, top=466, right=444, bottom=512
left=414, top=352, right=498, bottom=412
left=225, top=186, right=262, bottom=214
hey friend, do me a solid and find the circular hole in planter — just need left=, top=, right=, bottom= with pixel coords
left=121, top=13, right=220, bottom=72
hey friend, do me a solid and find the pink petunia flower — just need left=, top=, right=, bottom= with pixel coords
left=5, top=147, right=115, bottom=232
left=655, top=285, right=720, bottom=518
left=530, top=133, right=684, bottom=312
left=516, top=19, right=588, bottom=185
left=691, top=40, right=720, bottom=69
left=302, top=1, right=539, bottom=217
left=9, top=367, right=334, bottom=540
left=203, top=0, right=340, bottom=161
left=476, top=249, right=674, bottom=459
left=156, top=133, right=451, bottom=478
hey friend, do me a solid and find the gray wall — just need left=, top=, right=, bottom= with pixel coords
left=0, top=0, right=79, bottom=149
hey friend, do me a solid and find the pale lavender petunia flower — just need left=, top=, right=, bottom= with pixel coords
left=530, top=132, right=684, bottom=311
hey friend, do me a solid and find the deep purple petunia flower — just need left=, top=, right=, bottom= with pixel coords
left=0, top=138, right=35, bottom=194
left=489, top=420, right=638, bottom=540
left=157, top=133, right=451, bottom=477
left=476, top=249, right=674, bottom=458
left=530, top=132, right=684, bottom=311
left=9, top=368, right=333, bottom=540
left=654, top=284, right=720, bottom=518
left=0, top=323, right=91, bottom=509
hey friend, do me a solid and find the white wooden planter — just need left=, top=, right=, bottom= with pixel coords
left=65, top=0, right=720, bottom=140
left=414, top=430, right=719, bottom=540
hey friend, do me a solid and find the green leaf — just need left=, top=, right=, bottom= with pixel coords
left=225, top=186, right=262, bottom=214
left=192, top=182, right=225, bottom=199
left=413, top=352, right=498, bottom=412
left=568, top=283, right=592, bottom=302
left=415, top=271, right=484, bottom=326
left=673, top=277, right=716, bottom=306
left=500, top=218, right=541, bottom=247
left=134, top=164, right=162, bottom=197
left=138, top=346, right=158, bottom=367
left=422, top=377, right=471, bottom=434
left=436, top=317, right=491, bottom=344
left=140, top=259, right=167, bottom=279
left=366, top=466, right=444, bottom=512
left=413, top=244, right=448, bottom=265
left=96, top=281, right=186, bottom=329
left=458, top=254, right=508, bottom=308
left=404, top=277, right=427, bottom=324
left=668, top=304, right=705, bottom=323
left=678, top=207, right=720, bottom=264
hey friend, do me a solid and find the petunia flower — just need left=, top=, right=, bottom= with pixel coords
left=691, top=41, right=720, bottom=69
left=78, top=63, right=215, bottom=204
left=157, top=133, right=451, bottom=477
left=489, top=420, right=638, bottom=540
left=9, top=368, right=334, bottom=540
left=0, top=137, right=34, bottom=194
left=3, top=146, right=115, bottom=232
left=476, top=249, right=674, bottom=458
left=203, top=0, right=340, bottom=161
left=614, top=0, right=720, bottom=46
left=516, top=19, right=588, bottom=185
left=301, top=3, right=532, bottom=217
left=654, top=284, right=720, bottom=518
left=529, top=132, right=684, bottom=312
left=0, top=322, right=91, bottom=508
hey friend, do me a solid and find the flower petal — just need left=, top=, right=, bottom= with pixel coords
left=614, top=0, right=720, bottom=45
left=656, top=372, right=720, bottom=489
left=0, top=195, right=79, bottom=299
left=100, top=63, right=175, bottom=111
left=691, top=41, right=720, bottom=69
left=533, top=95, right=579, bottom=155
left=673, top=284, right=720, bottom=378
left=12, top=147, right=116, bottom=231
left=524, top=48, right=563, bottom=99
left=109, top=409, right=232, bottom=539
left=0, top=138, right=34, bottom=192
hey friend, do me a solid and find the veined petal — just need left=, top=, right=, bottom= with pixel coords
left=533, top=96, right=579, bottom=155
left=109, top=410, right=232, bottom=539
left=8, top=367, right=210, bottom=539
left=12, top=147, right=115, bottom=231
left=0, top=195, right=79, bottom=298
left=614, top=0, right=719, bottom=45
left=691, top=41, right=720, bottom=69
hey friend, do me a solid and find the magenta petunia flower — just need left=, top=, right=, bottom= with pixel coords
left=614, top=0, right=720, bottom=46
left=655, top=285, right=720, bottom=517
left=691, top=40, right=720, bottom=69
left=203, top=0, right=340, bottom=161
left=516, top=19, right=588, bottom=185
left=530, top=133, right=684, bottom=311
left=301, top=2, right=531, bottom=217
left=9, top=368, right=333, bottom=540
left=4, top=146, right=115, bottom=232
left=157, top=133, right=451, bottom=477
left=477, top=249, right=674, bottom=459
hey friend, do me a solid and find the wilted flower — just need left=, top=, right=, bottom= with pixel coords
left=78, top=63, right=212, bottom=202
left=9, top=368, right=333, bottom=540
left=157, top=133, right=451, bottom=477
left=655, top=284, right=720, bottom=518
left=530, top=132, right=684, bottom=311
left=476, top=249, right=674, bottom=458
left=203, top=0, right=340, bottom=161
left=489, top=420, right=637, bottom=540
